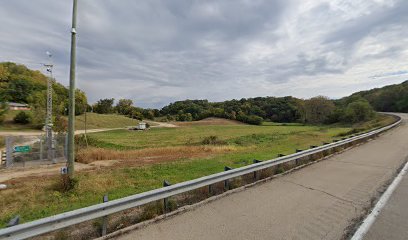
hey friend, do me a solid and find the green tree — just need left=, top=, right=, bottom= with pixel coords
left=94, top=98, right=115, bottom=114
left=0, top=102, right=8, bottom=123
left=304, top=96, right=335, bottom=124
left=14, top=111, right=32, bottom=124
left=344, top=100, right=375, bottom=123
left=116, top=99, right=133, bottom=115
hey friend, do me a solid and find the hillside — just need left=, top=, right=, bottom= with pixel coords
left=344, top=80, right=408, bottom=113
left=0, top=110, right=138, bottom=131
left=0, top=62, right=88, bottom=124
left=74, top=113, right=139, bottom=130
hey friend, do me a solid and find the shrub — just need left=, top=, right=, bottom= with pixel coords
left=343, top=100, right=375, bottom=123
left=201, top=135, right=226, bottom=145
left=13, top=111, right=32, bottom=124
left=53, top=114, right=68, bottom=133
left=176, top=113, right=193, bottom=121
left=236, top=114, right=263, bottom=125
left=53, top=175, right=78, bottom=192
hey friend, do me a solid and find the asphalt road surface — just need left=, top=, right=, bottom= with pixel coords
left=116, top=113, right=408, bottom=240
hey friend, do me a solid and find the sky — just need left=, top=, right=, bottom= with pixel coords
left=0, top=0, right=407, bottom=108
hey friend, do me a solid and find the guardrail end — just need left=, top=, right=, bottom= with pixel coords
left=7, top=215, right=20, bottom=228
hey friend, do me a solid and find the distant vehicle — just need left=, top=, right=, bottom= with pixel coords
left=129, top=122, right=149, bottom=131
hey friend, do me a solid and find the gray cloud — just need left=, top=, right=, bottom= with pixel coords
left=1, top=0, right=407, bottom=108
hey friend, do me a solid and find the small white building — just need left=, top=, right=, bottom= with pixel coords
left=138, top=122, right=147, bottom=130
left=8, top=102, right=30, bottom=111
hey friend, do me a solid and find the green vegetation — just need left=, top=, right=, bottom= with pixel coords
left=74, top=112, right=139, bottom=130
left=346, top=80, right=408, bottom=112
left=84, top=124, right=343, bottom=150
left=0, top=113, right=396, bottom=227
left=0, top=110, right=40, bottom=131
left=0, top=62, right=88, bottom=130
left=13, top=111, right=32, bottom=124
left=1, top=122, right=354, bottom=227
left=0, top=110, right=138, bottom=131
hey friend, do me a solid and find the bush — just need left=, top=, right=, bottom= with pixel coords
left=53, top=175, right=78, bottom=192
left=176, top=113, right=193, bottom=121
left=53, top=114, right=68, bottom=133
left=236, top=114, right=263, bottom=125
left=201, top=135, right=226, bottom=145
left=343, top=100, right=375, bottom=123
left=13, top=111, right=32, bottom=124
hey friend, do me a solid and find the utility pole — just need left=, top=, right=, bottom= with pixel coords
left=44, top=52, right=55, bottom=163
left=67, top=0, right=78, bottom=177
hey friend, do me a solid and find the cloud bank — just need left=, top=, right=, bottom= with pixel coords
left=1, top=0, right=407, bottom=107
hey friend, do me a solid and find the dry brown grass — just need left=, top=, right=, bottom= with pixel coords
left=76, top=145, right=237, bottom=165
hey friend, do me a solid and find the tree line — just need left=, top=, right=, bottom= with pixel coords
left=92, top=95, right=376, bottom=125
left=0, top=62, right=87, bottom=128
left=344, top=80, right=408, bottom=113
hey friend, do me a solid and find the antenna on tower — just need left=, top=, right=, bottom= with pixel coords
left=44, top=51, right=55, bottom=163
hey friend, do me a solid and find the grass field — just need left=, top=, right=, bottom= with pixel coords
left=0, top=111, right=139, bottom=131
left=0, top=114, right=396, bottom=227
left=0, top=110, right=40, bottom=131
left=74, top=112, right=139, bottom=130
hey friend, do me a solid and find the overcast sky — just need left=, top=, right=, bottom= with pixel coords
left=1, top=0, right=407, bottom=108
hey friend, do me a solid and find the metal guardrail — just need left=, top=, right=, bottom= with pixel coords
left=0, top=117, right=402, bottom=240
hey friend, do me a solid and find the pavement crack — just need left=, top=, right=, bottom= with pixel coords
left=282, top=179, right=359, bottom=208
left=335, top=160, right=392, bottom=170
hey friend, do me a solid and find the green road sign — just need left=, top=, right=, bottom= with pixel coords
left=13, top=145, right=31, bottom=153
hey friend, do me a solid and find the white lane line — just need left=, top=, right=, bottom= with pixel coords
left=351, top=160, right=408, bottom=240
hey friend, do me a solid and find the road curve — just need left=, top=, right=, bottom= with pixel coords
left=115, top=113, right=408, bottom=240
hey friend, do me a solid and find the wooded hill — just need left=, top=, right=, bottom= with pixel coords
left=344, top=80, right=408, bottom=113
left=0, top=62, right=87, bottom=127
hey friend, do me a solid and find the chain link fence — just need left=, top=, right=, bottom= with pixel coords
left=0, top=133, right=67, bottom=168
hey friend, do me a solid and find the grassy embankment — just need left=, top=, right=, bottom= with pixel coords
left=0, top=114, right=396, bottom=226
left=0, top=110, right=39, bottom=131
left=0, top=111, right=138, bottom=131
left=74, top=112, right=139, bottom=130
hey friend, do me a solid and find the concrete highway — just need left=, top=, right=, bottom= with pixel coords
left=363, top=163, right=408, bottom=240
left=116, top=113, right=408, bottom=240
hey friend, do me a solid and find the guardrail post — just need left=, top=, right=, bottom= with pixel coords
left=295, top=149, right=303, bottom=165
left=208, top=184, right=213, bottom=196
left=253, top=159, right=262, bottom=180
left=323, top=142, right=330, bottom=145
left=7, top=215, right=19, bottom=227
left=0, top=151, right=6, bottom=166
left=310, top=145, right=318, bottom=148
left=5, top=136, right=13, bottom=168
left=163, top=180, right=171, bottom=213
left=100, top=195, right=109, bottom=236
left=278, top=153, right=285, bottom=157
left=224, top=166, right=232, bottom=190
left=39, top=136, right=43, bottom=161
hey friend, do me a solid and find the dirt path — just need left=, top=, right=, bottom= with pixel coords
left=145, top=121, right=178, bottom=128
left=116, top=114, right=408, bottom=240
